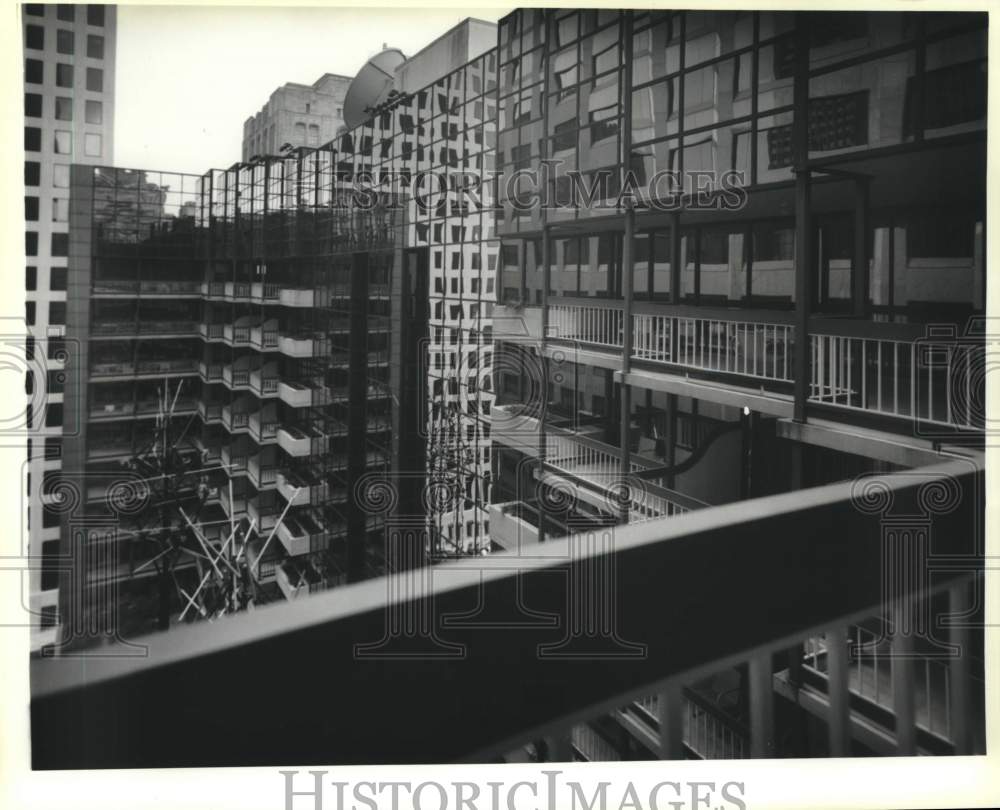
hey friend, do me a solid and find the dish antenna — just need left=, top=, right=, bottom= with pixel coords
left=343, top=47, right=406, bottom=130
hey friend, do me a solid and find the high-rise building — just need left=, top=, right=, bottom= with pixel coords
left=23, top=2, right=117, bottom=653
left=489, top=8, right=986, bottom=758
left=241, top=73, right=352, bottom=161
left=54, top=32, right=498, bottom=647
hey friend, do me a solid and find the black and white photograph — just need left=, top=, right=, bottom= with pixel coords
left=3, top=2, right=997, bottom=809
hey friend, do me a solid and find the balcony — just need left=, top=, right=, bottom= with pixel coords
left=222, top=324, right=251, bottom=346
left=278, top=334, right=320, bottom=358
left=202, top=281, right=226, bottom=299
left=250, top=282, right=280, bottom=303
left=216, top=485, right=246, bottom=517
left=545, top=301, right=987, bottom=435
left=249, top=324, right=279, bottom=351
left=276, top=512, right=330, bottom=557
left=277, top=380, right=329, bottom=408
left=138, top=280, right=201, bottom=297
left=30, top=459, right=984, bottom=768
left=277, top=426, right=328, bottom=458
left=224, top=281, right=251, bottom=301
left=275, top=559, right=325, bottom=601
left=247, top=413, right=278, bottom=444
left=92, top=279, right=139, bottom=296
left=279, top=287, right=316, bottom=308
left=246, top=498, right=278, bottom=534
left=198, top=361, right=223, bottom=383
left=219, top=445, right=248, bottom=477
left=90, top=361, right=135, bottom=379
left=221, top=365, right=251, bottom=390
left=247, top=456, right=278, bottom=490
left=138, top=320, right=199, bottom=337
left=487, top=501, right=541, bottom=551
left=197, top=400, right=222, bottom=424
left=135, top=359, right=198, bottom=377
left=199, top=322, right=224, bottom=341
left=249, top=368, right=279, bottom=397
left=276, top=472, right=329, bottom=507
left=221, top=405, right=250, bottom=433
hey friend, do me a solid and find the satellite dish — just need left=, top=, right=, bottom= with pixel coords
left=343, top=47, right=406, bottom=130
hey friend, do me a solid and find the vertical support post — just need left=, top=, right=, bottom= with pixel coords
left=657, top=681, right=684, bottom=759
left=892, top=603, right=917, bottom=755
left=947, top=579, right=972, bottom=754
left=827, top=624, right=851, bottom=756
left=852, top=178, right=870, bottom=318
left=537, top=226, right=550, bottom=545
left=619, top=203, right=635, bottom=524
left=665, top=393, right=677, bottom=489
left=749, top=653, right=775, bottom=757
left=669, top=211, right=682, bottom=303
left=793, top=13, right=812, bottom=423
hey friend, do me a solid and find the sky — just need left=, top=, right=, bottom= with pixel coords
left=114, top=5, right=510, bottom=175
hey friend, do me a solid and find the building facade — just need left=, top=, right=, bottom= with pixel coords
left=56, top=44, right=499, bottom=644
left=241, top=73, right=352, bottom=161
left=23, top=2, right=117, bottom=652
left=490, top=8, right=986, bottom=758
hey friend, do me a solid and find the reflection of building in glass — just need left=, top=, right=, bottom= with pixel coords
left=242, top=73, right=353, bottom=160
left=57, top=29, right=498, bottom=644
left=491, top=9, right=985, bottom=759
left=23, top=2, right=117, bottom=654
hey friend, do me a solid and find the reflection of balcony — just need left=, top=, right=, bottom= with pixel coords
left=223, top=324, right=251, bottom=346
left=138, top=320, right=198, bottom=336
left=92, top=321, right=134, bottom=336
left=135, top=359, right=198, bottom=376
left=217, top=484, right=247, bottom=516
left=249, top=369, right=279, bottom=397
left=249, top=325, right=279, bottom=350
left=248, top=413, right=278, bottom=444
left=277, top=426, right=328, bottom=458
left=244, top=535, right=279, bottom=583
left=220, top=445, right=247, bottom=476
left=251, top=282, right=280, bottom=303
left=222, top=365, right=251, bottom=390
left=276, top=472, right=328, bottom=507
left=279, top=287, right=315, bottom=308
left=199, top=322, right=224, bottom=341
left=275, top=559, right=325, bottom=600
left=198, top=400, right=222, bottom=424
left=246, top=498, right=278, bottom=534
left=90, top=362, right=134, bottom=379
left=247, top=457, right=277, bottom=490
left=221, top=406, right=250, bottom=433
left=92, top=279, right=138, bottom=295
left=225, top=281, right=251, bottom=300
left=277, top=380, right=329, bottom=408
left=202, top=281, right=226, bottom=299
left=276, top=512, right=331, bottom=557
left=278, top=334, right=320, bottom=358
left=139, top=280, right=201, bottom=296
left=199, top=361, right=223, bottom=382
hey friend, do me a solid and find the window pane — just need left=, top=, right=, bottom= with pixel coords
left=54, top=165, right=70, bottom=188
left=55, top=97, right=73, bottom=121
left=25, top=24, right=44, bottom=49
left=56, top=63, right=74, bottom=87
left=87, top=33, right=105, bottom=58
left=57, top=29, right=75, bottom=55
left=57, top=4, right=75, bottom=21
left=88, top=4, right=106, bottom=26
left=86, top=67, right=103, bottom=92
left=25, top=58, right=43, bottom=84
left=25, top=197, right=39, bottom=222
left=85, top=100, right=103, bottom=124
left=25, top=161, right=41, bottom=187
left=24, top=126, right=41, bottom=152
left=54, top=130, right=72, bottom=154
left=50, top=268, right=68, bottom=291
left=53, top=199, right=68, bottom=222
left=25, top=93, right=43, bottom=117
left=26, top=267, right=37, bottom=291
left=51, top=234, right=69, bottom=258
left=85, top=133, right=103, bottom=157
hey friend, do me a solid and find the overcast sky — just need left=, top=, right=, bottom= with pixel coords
left=114, top=5, right=510, bottom=175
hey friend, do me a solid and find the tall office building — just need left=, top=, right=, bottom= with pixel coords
left=242, top=73, right=352, bottom=161
left=23, top=3, right=116, bottom=652
left=490, top=8, right=986, bottom=758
